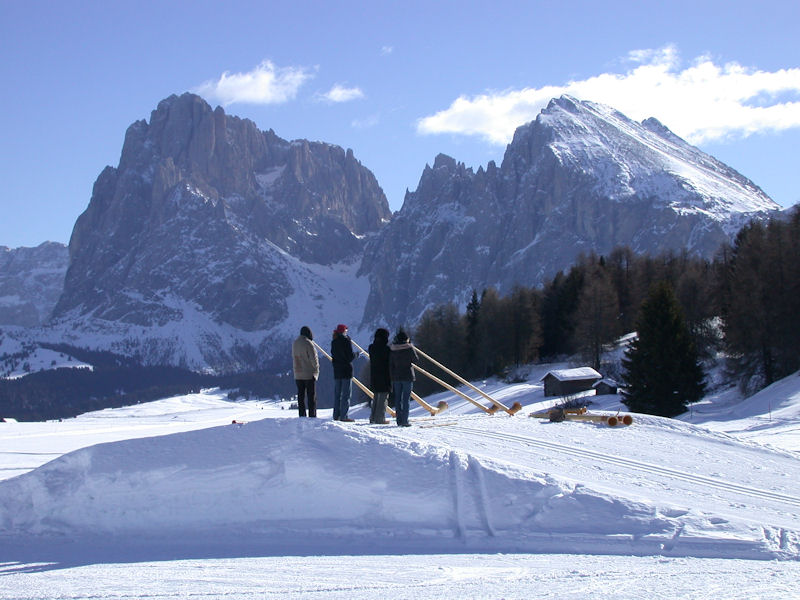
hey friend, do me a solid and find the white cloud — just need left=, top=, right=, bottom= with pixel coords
left=320, top=84, right=365, bottom=103
left=381, top=46, right=394, bottom=56
left=194, top=60, right=313, bottom=106
left=417, top=46, right=800, bottom=145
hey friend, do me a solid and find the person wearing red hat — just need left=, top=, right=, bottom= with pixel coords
left=331, top=324, right=356, bottom=421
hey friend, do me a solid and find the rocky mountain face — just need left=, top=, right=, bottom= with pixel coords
left=50, top=93, right=390, bottom=371
left=0, top=242, right=68, bottom=327
left=359, top=96, right=781, bottom=326
left=20, top=94, right=781, bottom=373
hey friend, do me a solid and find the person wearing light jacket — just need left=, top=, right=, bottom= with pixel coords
left=389, top=330, right=418, bottom=427
left=292, top=326, right=319, bottom=417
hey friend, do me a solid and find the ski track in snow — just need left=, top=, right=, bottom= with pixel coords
left=451, top=424, right=800, bottom=508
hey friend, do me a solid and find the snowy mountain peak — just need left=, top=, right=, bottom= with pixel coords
left=533, top=95, right=779, bottom=217
left=361, top=96, right=782, bottom=326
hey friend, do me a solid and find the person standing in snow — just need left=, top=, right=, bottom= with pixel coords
left=368, top=328, right=391, bottom=424
left=292, top=326, right=320, bottom=417
left=331, top=324, right=356, bottom=422
left=389, top=330, right=418, bottom=427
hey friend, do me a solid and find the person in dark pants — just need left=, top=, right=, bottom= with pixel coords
left=331, top=324, right=356, bottom=422
left=389, top=330, right=418, bottom=427
left=368, top=328, right=391, bottom=424
left=292, top=326, right=319, bottom=417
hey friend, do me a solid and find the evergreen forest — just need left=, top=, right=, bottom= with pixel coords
left=412, top=209, right=800, bottom=414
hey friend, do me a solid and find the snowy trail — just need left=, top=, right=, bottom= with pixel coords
left=368, top=412, right=800, bottom=538
left=452, top=424, right=800, bottom=508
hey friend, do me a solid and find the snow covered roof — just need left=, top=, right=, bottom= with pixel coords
left=593, top=378, right=619, bottom=389
left=541, top=367, right=602, bottom=382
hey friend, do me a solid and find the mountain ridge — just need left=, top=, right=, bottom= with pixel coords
left=45, top=93, right=390, bottom=371
left=0, top=94, right=784, bottom=372
left=359, top=95, right=781, bottom=326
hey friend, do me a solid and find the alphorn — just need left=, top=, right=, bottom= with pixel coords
left=411, top=362, right=493, bottom=414
left=310, top=340, right=394, bottom=415
left=529, top=411, right=634, bottom=426
left=350, top=339, right=447, bottom=416
left=413, top=346, right=522, bottom=415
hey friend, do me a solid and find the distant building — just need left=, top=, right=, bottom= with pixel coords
left=593, top=378, right=619, bottom=396
left=541, top=367, right=602, bottom=397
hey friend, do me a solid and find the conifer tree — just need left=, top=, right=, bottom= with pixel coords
left=509, top=286, right=542, bottom=367
left=476, top=288, right=508, bottom=376
left=574, top=265, right=619, bottom=370
left=541, top=268, right=583, bottom=358
left=719, top=212, right=800, bottom=390
left=464, top=290, right=482, bottom=377
left=622, top=282, right=705, bottom=417
left=413, top=302, right=465, bottom=394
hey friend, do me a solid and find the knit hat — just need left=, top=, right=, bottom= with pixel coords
left=335, top=324, right=348, bottom=334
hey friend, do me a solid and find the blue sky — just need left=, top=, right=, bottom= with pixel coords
left=1, top=0, right=799, bottom=248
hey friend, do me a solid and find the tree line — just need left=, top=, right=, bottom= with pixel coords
left=0, top=344, right=298, bottom=421
left=412, top=209, right=800, bottom=409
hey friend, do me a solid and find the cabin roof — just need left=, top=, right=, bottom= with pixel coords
left=541, top=367, right=602, bottom=382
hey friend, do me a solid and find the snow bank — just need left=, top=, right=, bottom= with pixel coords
left=2, top=413, right=798, bottom=560
left=3, top=369, right=800, bottom=565
left=0, top=419, right=655, bottom=537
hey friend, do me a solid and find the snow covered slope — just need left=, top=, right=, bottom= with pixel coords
left=2, top=371, right=800, bottom=598
left=538, top=97, right=777, bottom=222
left=686, top=371, right=800, bottom=452
left=2, top=374, right=799, bottom=561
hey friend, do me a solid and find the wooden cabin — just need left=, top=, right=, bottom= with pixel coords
left=541, top=367, right=602, bottom=397
left=593, top=378, right=619, bottom=396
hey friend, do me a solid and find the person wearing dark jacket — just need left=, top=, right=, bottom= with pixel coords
left=291, top=326, right=319, bottom=417
left=368, top=328, right=391, bottom=424
left=389, top=330, right=418, bottom=427
left=331, top=324, right=356, bottom=421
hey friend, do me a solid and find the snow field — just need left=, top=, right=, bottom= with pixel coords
left=1, top=371, right=800, bottom=598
